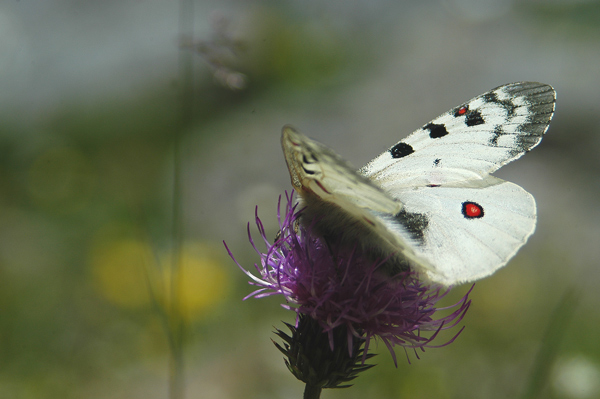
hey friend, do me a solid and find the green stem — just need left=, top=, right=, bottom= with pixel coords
left=169, top=0, right=194, bottom=399
left=303, top=383, right=322, bottom=399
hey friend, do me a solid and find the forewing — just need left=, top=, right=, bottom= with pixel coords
left=360, top=82, right=556, bottom=189
left=281, top=125, right=400, bottom=215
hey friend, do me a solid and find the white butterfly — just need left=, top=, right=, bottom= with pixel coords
left=281, top=82, right=556, bottom=286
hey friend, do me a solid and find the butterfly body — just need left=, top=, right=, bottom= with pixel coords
left=282, top=82, right=556, bottom=286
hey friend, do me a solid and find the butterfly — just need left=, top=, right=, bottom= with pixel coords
left=281, top=82, right=556, bottom=286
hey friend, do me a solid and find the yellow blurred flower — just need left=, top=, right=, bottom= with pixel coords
left=90, top=235, right=230, bottom=322
left=90, top=238, right=154, bottom=308
left=159, top=242, right=231, bottom=322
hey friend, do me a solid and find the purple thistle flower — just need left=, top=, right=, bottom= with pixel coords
left=226, top=191, right=471, bottom=363
left=225, top=191, right=472, bottom=396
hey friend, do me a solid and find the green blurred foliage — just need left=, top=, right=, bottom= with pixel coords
left=0, top=6, right=359, bottom=398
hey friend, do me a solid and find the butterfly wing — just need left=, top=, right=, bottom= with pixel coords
left=362, top=82, right=556, bottom=284
left=377, top=177, right=537, bottom=285
left=282, top=125, right=427, bottom=267
left=282, top=125, right=399, bottom=215
left=360, top=82, right=556, bottom=189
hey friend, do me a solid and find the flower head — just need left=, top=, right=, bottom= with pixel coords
left=225, top=191, right=471, bottom=389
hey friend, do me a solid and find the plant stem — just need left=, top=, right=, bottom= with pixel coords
left=169, top=0, right=194, bottom=398
left=303, top=383, right=322, bottom=399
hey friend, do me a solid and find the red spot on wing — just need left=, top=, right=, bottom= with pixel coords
left=457, top=106, right=468, bottom=116
left=465, top=204, right=481, bottom=217
left=462, top=201, right=484, bottom=219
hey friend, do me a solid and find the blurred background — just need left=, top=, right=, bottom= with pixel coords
left=1, top=1, right=599, bottom=398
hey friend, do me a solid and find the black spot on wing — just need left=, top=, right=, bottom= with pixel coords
left=490, top=126, right=502, bottom=146
left=301, top=150, right=320, bottom=175
left=483, top=91, right=517, bottom=116
left=301, top=166, right=316, bottom=175
left=483, top=92, right=498, bottom=103
left=465, top=110, right=485, bottom=126
left=390, top=142, right=414, bottom=158
left=433, top=158, right=441, bottom=166
left=394, top=209, right=429, bottom=244
left=302, top=154, right=315, bottom=164
left=424, top=123, right=448, bottom=139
